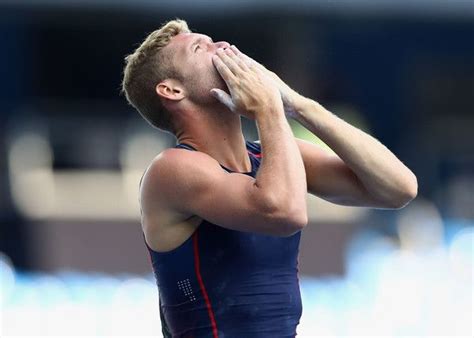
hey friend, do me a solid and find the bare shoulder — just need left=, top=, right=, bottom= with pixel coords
left=141, top=143, right=306, bottom=240
left=140, top=147, right=227, bottom=252
left=141, top=147, right=222, bottom=196
left=140, top=147, right=224, bottom=219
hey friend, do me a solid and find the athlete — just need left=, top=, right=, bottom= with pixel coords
left=121, top=19, right=417, bottom=337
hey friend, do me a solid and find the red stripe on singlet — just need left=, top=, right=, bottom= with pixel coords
left=247, top=150, right=262, bottom=158
left=193, top=231, right=219, bottom=338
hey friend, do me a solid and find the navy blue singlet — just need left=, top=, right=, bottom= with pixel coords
left=144, top=141, right=302, bottom=338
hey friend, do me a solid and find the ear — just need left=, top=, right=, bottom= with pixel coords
left=155, top=79, right=186, bottom=101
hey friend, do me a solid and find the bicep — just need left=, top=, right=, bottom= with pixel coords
left=143, top=149, right=297, bottom=236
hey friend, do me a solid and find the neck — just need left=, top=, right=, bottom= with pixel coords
left=175, top=107, right=252, bottom=173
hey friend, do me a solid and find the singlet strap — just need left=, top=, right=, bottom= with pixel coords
left=176, top=141, right=259, bottom=174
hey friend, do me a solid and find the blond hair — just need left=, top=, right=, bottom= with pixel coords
left=121, top=19, right=191, bottom=133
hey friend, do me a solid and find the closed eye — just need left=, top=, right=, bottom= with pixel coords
left=192, top=37, right=213, bottom=53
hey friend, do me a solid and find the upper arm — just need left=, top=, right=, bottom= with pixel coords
left=140, top=148, right=304, bottom=237
left=295, top=138, right=385, bottom=207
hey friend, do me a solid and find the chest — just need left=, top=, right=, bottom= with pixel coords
left=197, top=221, right=301, bottom=270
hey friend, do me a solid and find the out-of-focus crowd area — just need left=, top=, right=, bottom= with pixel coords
left=1, top=1, right=472, bottom=336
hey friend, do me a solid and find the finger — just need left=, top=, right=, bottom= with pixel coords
left=212, top=53, right=236, bottom=85
left=230, top=45, right=246, bottom=59
left=231, top=45, right=267, bottom=72
left=224, top=48, right=250, bottom=72
left=216, top=48, right=244, bottom=76
left=230, top=45, right=255, bottom=68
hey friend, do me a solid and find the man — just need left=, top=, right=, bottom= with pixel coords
left=121, top=19, right=417, bottom=338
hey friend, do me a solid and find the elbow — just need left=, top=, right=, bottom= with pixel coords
left=387, top=174, right=418, bottom=209
left=271, top=211, right=308, bottom=237
left=283, top=211, right=308, bottom=236
left=276, top=202, right=308, bottom=236
left=407, top=175, right=419, bottom=201
left=259, top=194, right=308, bottom=236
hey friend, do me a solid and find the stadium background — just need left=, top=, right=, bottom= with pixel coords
left=1, top=0, right=472, bottom=336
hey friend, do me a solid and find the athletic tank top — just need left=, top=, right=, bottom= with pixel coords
left=143, top=141, right=302, bottom=338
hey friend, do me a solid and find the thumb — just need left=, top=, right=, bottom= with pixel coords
left=210, top=89, right=236, bottom=112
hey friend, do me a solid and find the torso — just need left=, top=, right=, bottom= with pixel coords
left=141, top=141, right=258, bottom=253
left=140, top=141, right=302, bottom=337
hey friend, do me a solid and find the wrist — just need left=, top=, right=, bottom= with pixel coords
left=255, top=100, right=286, bottom=121
left=289, top=97, right=334, bottom=135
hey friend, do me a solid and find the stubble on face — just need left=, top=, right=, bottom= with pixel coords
left=168, top=33, right=229, bottom=106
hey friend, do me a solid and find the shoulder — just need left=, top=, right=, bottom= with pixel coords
left=148, top=147, right=214, bottom=174
left=140, top=147, right=224, bottom=200
left=139, top=147, right=224, bottom=224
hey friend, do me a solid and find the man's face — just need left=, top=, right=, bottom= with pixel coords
left=165, top=32, right=231, bottom=105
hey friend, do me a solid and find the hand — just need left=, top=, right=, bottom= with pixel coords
left=228, top=45, right=305, bottom=119
left=211, top=48, right=283, bottom=120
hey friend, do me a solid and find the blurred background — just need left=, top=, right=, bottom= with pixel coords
left=1, top=0, right=472, bottom=336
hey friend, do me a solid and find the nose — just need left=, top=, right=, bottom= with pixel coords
left=214, top=41, right=230, bottom=50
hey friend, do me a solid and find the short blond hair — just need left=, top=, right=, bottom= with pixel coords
left=121, top=19, right=191, bottom=133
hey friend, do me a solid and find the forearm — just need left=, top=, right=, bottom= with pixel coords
left=254, top=104, right=307, bottom=215
left=212, top=46, right=307, bottom=220
left=294, top=98, right=417, bottom=206
left=229, top=46, right=416, bottom=206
